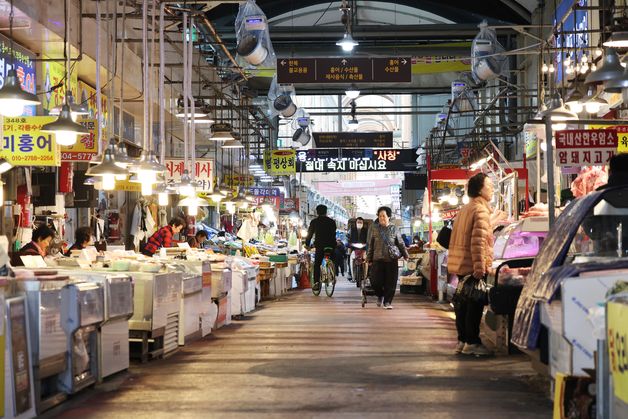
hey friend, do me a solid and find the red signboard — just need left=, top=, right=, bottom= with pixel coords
left=555, top=129, right=618, bottom=149
left=555, top=129, right=617, bottom=167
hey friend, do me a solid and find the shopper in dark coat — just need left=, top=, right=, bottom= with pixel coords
left=333, top=239, right=346, bottom=277
left=367, top=206, right=409, bottom=309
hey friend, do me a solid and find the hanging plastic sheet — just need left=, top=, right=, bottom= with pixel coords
left=471, top=21, right=508, bottom=83
left=235, top=0, right=276, bottom=69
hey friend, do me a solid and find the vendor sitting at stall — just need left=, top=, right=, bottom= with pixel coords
left=142, top=217, right=185, bottom=256
left=12, top=225, right=55, bottom=266
left=188, top=230, right=209, bottom=249
left=65, top=226, right=93, bottom=256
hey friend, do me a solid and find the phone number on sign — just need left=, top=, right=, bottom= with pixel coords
left=61, top=152, right=96, bottom=161
left=9, top=154, right=55, bottom=162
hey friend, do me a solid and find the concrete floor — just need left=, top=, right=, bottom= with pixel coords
left=50, top=277, right=552, bottom=419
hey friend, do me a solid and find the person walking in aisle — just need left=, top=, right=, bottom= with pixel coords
left=448, top=173, right=495, bottom=356
left=333, top=238, right=346, bottom=277
left=367, top=206, right=409, bottom=309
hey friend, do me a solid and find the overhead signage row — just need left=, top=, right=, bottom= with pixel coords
left=296, top=148, right=418, bottom=173
left=313, top=131, right=393, bottom=148
left=277, top=57, right=411, bottom=84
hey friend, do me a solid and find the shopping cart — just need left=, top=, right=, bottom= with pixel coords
left=360, top=264, right=376, bottom=307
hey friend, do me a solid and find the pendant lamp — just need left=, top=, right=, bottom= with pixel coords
left=585, top=49, right=624, bottom=85
left=0, top=0, right=41, bottom=117
left=41, top=104, right=89, bottom=146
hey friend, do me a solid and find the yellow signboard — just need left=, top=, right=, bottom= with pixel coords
left=60, top=119, right=98, bottom=162
left=607, top=300, right=628, bottom=404
left=40, top=58, right=78, bottom=113
left=1, top=116, right=60, bottom=166
left=264, top=149, right=296, bottom=175
left=588, top=124, right=628, bottom=153
left=224, top=174, right=254, bottom=187
left=113, top=179, right=141, bottom=192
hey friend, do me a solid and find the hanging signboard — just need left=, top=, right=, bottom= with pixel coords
left=607, top=300, right=628, bottom=404
left=60, top=119, right=98, bottom=162
left=555, top=129, right=617, bottom=167
left=0, top=34, right=37, bottom=116
left=224, top=174, right=254, bottom=187
left=40, top=57, right=78, bottom=113
left=250, top=195, right=281, bottom=208
left=280, top=198, right=299, bottom=214
left=297, top=148, right=418, bottom=173
left=165, top=158, right=214, bottom=192
left=1, top=116, right=61, bottom=166
left=313, top=131, right=393, bottom=148
left=263, top=149, right=296, bottom=175
left=524, top=123, right=544, bottom=159
left=588, top=124, right=628, bottom=153
left=249, top=187, right=281, bottom=197
left=277, top=57, right=411, bottom=84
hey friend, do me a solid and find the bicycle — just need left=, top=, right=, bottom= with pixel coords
left=311, top=246, right=336, bottom=297
left=350, top=243, right=367, bottom=289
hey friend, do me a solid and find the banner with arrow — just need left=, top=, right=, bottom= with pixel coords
left=277, top=57, right=411, bottom=84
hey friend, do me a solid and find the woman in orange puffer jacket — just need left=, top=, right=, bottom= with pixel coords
left=448, top=172, right=495, bottom=357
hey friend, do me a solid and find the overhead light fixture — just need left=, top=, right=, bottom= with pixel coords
left=260, top=176, right=273, bottom=183
left=336, top=32, right=358, bottom=52
left=49, top=90, right=89, bottom=122
left=154, top=182, right=173, bottom=206
left=208, top=191, right=225, bottom=203
left=0, top=158, right=12, bottom=174
left=211, top=123, right=234, bottom=141
left=565, top=87, right=585, bottom=113
left=604, top=64, right=628, bottom=93
left=347, top=117, right=359, bottom=126
left=222, top=136, right=245, bottom=149
left=175, top=97, right=206, bottom=119
left=41, top=104, right=89, bottom=146
left=585, top=48, right=624, bottom=85
left=0, top=69, right=41, bottom=117
left=190, top=115, right=215, bottom=124
left=273, top=94, right=297, bottom=118
left=177, top=169, right=198, bottom=197
left=218, top=182, right=231, bottom=195
left=85, top=146, right=129, bottom=191
left=345, top=84, right=360, bottom=99
left=584, top=95, right=608, bottom=114
left=603, top=32, right=628, bottom=49
left=538, top=93, right=578, bottom=130
left=114, top=141, right=136, bottom=168
left=83, top=176, right=97, bottom=186
left=237, top=33, right=268, bottom=66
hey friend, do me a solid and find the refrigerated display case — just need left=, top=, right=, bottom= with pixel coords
left=59, top=282, right=104, bottom=394
left=128, top=272, right=182, bottom=362
left=19, top=277, right=70, bottom=413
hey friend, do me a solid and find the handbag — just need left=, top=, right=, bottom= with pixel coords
left=377, top=225, right=401, bottom=260
left=459, top=274, right=489, bottom=306
left=436, top=221, right=453, bottom=249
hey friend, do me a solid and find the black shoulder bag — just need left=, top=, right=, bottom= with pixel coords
left=378, top=225, right=401, bottom=260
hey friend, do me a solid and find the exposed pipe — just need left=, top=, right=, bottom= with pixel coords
left=142, top=0, right=149, bottom=151
left=198, top=15, right=248, bottom=81
left=183, top=12, right=189, bottom=173
left=190, top=16, right=196, bottom=181
left=159, top=1, right=166, bottom=164
left=95, top=0, right=102, bottom=154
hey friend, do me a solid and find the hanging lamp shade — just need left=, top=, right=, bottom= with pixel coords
left=0, top=158, right=12, bottom=174
left=222, top=137, right=244, bottom=149
left=86, top=147, right=129, bottom=177
left=604, top=63, right=628, bottom=92
left=538, top=93, right=578, bottom=120
left=603, top=32, right=628, bottom=49
left=41, top=104, right=89, bottom=146
left=178, top=195, right=210, bottom=207
left=211, top=123, right=234, bottom=141
left=176, top=169, right=199, bottom=196
left=130, top=150, right=166, bottom=174
left=585, top=49, right=624, bottom=85
left=0, top=69, right=41, bottom=117
left=50, top=91, right=89, bottom=121
left=336, top=32, right=358, bottom=52
left=114, top=141, right=136, bottom=167
left=222, top=194, right=236, bottom=206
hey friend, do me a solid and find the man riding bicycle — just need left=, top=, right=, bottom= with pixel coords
left=305, top=204, right=337, bottom=292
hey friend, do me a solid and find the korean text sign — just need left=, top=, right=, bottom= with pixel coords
left=264, top=149, right=296, bottom=175
left=607, top=300, right=628, bottom=404
left=1, top=116, right=60, bottom=166
left=60, top=119, right=98, bottom=162
left=165, top=158, right=214, bottom=192
left=555, top=129, right=617, bottom=167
